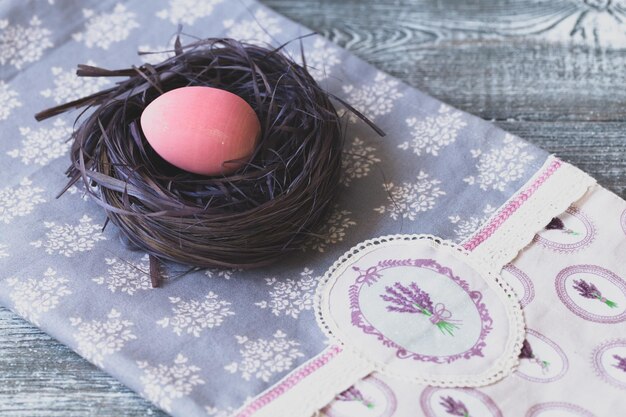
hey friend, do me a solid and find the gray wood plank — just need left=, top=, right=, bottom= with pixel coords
left=498, top=121, right=626, bottom=197
left=265, top=0, right=626, bottom=120
left=264, top=0, right=626, bottom=197
left=2, top=1, right=625, bottom=416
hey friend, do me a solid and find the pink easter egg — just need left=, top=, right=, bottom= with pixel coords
left=140, top=86, right=261, bottom=176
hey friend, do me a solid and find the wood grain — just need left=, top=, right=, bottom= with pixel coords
left=2, top=1, right=625, bottom=416
left=264, top=0, right=626, bottom=197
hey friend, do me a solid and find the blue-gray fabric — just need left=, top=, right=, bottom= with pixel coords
left=0, top=1, right=548, bottom=416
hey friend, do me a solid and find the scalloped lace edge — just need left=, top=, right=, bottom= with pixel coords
left=313, top=234, right=525, bottom=387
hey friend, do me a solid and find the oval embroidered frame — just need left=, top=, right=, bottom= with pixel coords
left=555, top=264, right=626, bottom=324
left=533, top=206, right=595, bottom=253
left=525, top=402, right=596, bottom=417
left=350, top=258, right=493, bottom=363
left=419, top=386, right=503, bottom=417
left=314, top=234, right=525, bottom=387
left=591, top=338, right=626, bottom=390
left=515, top=328, right=568, bottom=383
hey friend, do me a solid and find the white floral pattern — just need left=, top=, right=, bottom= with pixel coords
left=225, top=330, right=304, bottom=382
left=93, top=255, right=155, bottom=295
left=6, top=268, right=71, bottom=325
left=204, top=267, right=242, bottom=280
left=69, top=309, right=136, bottom=367
left=73, top=4, right=139, bottom=50
left=138, top=354, right=205, bottom=412
left=340, top=72, right=403, bottom=122
left=341, top=137, right=381, bottom=186
left=0, top=16, right=52, bottom=69
left=305, top=207, right=356, bottom=252
left=0, top=244, right=8, bottom=258
left=375, top=171, right=446, bottom=220
left=7, top=119, right=72, bottom=166
left=449, top=204, right=497, bottom=241
left=223, top=9, right=282, bottom=45
left=255, top=268, right=319, bottom=318
left=157, top=292, right=234, bottom=337
left=464, top=133, right=536, bottom=192
left=0, top=178, right=45, bottom=224
left=399, top=104, right=468, bottom=156
left=30, top=214, right=106, bottom=257
left=40, top=61, right=110, bottom=104
left=157, top=0, right=223, bottom=25
left=66, top=184, right=91, bottom=201
left=301, top=38, right=340, bottom=81
left=0, top=81, right=21, bottom=120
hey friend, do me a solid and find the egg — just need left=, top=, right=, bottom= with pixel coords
left=140, top=86, right=261, bottom=176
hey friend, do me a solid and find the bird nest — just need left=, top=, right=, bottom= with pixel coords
left=36, top=37, right=381, bottom=280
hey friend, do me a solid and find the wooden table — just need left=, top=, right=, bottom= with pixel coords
left=1, top=1, right=624, bottom=415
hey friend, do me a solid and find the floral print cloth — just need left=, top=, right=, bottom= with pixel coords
left=3, top=0, right=611, bottom=416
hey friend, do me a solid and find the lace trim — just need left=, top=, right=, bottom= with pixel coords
left=233, top=345, right=372, bottom=417
left=465, top=156, right=595, bottom=269
left=314, top=234, right=525, bottom=387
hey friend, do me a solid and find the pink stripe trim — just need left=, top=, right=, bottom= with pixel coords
left=236, top=344, right=344, bottom=417
left=463, top=159, right=562, bottom=252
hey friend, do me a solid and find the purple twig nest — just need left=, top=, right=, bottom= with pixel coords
left=36, top=37, right=381, bottom=276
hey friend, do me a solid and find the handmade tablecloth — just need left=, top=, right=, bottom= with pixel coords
left=0, top=1, right=623, bottom=417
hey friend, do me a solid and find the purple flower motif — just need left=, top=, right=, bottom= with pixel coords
left=336, top=386, right=375, bottom=409
left=380, top=281, right=433, bottom=313
left=519, top=339, right=550, bottom=373
left=519, top=339, right=534, bottom=359
left=573, top=279, right=618, bottom=308
left=545, top=217, right=579, bottom=235
left=380, top=282, right=461, bottom=336
left=574, top=279, right=600, bottom=299
left=440, top=396, right=470, bottom=417
left=613, top=354, right=626, bottom=373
